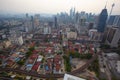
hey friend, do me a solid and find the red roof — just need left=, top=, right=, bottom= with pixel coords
left=75, top=45, right=80, bottom=48
left=55, top=64, right=60, bottom=71
left=90, top=44, right=94, bottom=48
left=30, top=54, right=38, bottom=59
left=47, top=58, right=53, bottom=63
left=89, top=49, right=94, bottom=54
left=54, top=58, right=59, bottom=63
left=0, top=56, right=5, bottom=59
left=33, top=50, right=39, bottom=54
left=30, top=42, right=35, bottom=47
left=79, top=48, right=82, bottom=53
left=55, top=55, right=60, bottom=59
left=32, top=62, right=41, bottom=71
left=54, top=55, right=61, bottom=71
left=45, top=47, right=52, bottom=52
left=7, top=59, right=14, bottom=66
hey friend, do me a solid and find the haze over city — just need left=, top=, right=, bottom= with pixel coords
left=0, top=0, right=120, bottom=15
left=0, top=0, right=120, bottom=80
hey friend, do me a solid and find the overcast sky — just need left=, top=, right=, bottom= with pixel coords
left=0, top=0, right=120, bottom=15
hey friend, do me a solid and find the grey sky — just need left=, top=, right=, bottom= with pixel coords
left=0, top=0, right=120, bottom=15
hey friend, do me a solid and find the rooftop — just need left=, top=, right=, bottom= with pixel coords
left=64, top=74, right=86, bottom=80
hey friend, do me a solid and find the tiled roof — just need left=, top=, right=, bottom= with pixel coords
left=32, top=62, right=41, bottom=71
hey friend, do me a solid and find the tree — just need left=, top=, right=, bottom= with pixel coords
left=0, top=71, right=8, bottom=76
left=100, top=44, right=110, bottom=49
left=39, top=52, right=43, bottom=55
left=41, top=58, right=44, bottom=63
left=88, top=59, right=99, bottom=77
left=15, top=77, right=24, bottom=80
left=63, top=55, right=71, bottom=72
left=28, top=47, right=35, bottom=51
left=26, top=51, right=32, bottom=58
left=17, top=60, right=25, bottom=66
left=85, top=53, right=92, bottom=59
left=111, top=76, right=117, bottom=80
left=68, top=51, right=92, bottom=59
left=44, top=38, right=49, bottom=42
left=25, top=40, right=29, bottom=43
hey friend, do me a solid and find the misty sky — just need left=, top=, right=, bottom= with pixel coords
left=0, top=0, right=120, bottom=15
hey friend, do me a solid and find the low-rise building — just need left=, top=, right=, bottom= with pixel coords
left=106, top=53, right=119, bottom=60
left=54, top=55, right=62, bottom=73
left=3, top=40, right=11, bottom=48
left=67, top=31, right=77, bottom=39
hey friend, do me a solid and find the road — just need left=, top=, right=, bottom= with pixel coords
left=102, top=52, right=111, bottom=80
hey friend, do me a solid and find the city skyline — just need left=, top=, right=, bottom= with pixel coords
left=0, top=0, right=120, bottom=15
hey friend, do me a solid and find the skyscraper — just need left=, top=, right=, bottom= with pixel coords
left=97, top=6, right=108, bottom=32
left=70, top=7, right=76, bottom=21
left=107, top=15, right=115, bottom=25
left=34, top=14, right=40, bottom=30
left=54, top=16, right=57, bottom=29
left=31, top=16, right=34, bottom=31
left=24, top=13, right=33, bottom=32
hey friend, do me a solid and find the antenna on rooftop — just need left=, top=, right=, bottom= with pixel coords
left=109, top=1, right=115, bottom=16
left=104, top=0, right=108, bottom=9
left=107, top=0, right=115, bottom=23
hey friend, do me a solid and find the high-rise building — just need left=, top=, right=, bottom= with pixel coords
left=54, top=17, right=57, bottom=29
left=26, top=13, right=29, bottom=18
left=34, top=14, right=40, bottom=29
left=97, top=6, right=108, bottom=32
left=107, top=15, right=120, bottom=28
left=80, top=17, right=86, bottom=26
left=31, top=16, right=34, bottom=31
left=104, top=15, right=120, bottom=47
left=8, top=31, right=23, bottom=45
left=24, top=13, right=33, bottom=32
left=88, top=29, right=97, bottom=40
left=70, top=7, right=75, bottom=18
left=43, top=23, right=51, bottom=34
left=75, top=12, right=79, bottom=23
left=106, top=27, right=120, bottom=47
left=70, top=7, right=76, bottom=22
left=88, top=22, right=94, bottom=30
left=107, top=15, right=116, bottom=25
left=48, top=21, right=54, bottom=28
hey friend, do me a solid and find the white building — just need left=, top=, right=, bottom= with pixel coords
left=24, top=14, right=34, bottom=32
left=67, top=32, right=77, bottom=39
left=9, top=32, right=23, bottom=45
left=66, top=28, right=70, bottom=32
left=43, top=26, right=51, bottom=34
left=106, top=15, right=120, bottom=47
left=64, top=74, right=86, bottom=80
left=106, top=53, right=119, bottom=60
left=37, top=55, right=43, bottom=62
left=88, top=29, right=103, bottom=41
left=3, top=40, right=11, bottom=48
left=34, top=14, right=40, bottom=29
left=17, top=36, right=24, bottom=45
left=88, top=29, right=97, bottom=39
left=13, top=36, right=23, bottom=45
left=106, top=27, right=120, bottom=47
